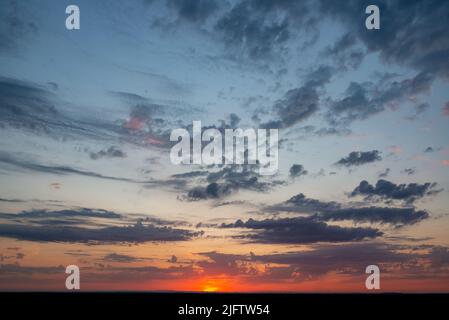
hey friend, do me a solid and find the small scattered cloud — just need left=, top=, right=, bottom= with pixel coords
left=443, top=102, right=449, bottom=117
left=89, top=146, right=127, bottom=160
left=289, top=164, right=308, bottom=178
left=349, top=179, right=442, bottom=204
left=378, top=168, right=390, bottom=178
left=335, top=150, right=382, bottom=167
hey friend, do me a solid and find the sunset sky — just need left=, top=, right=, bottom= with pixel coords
left=1, top=0, right=449, bottom=292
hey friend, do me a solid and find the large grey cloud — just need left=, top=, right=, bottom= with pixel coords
left=0, top=0, right=38, bottom=53
left=318, top=207, right=429, bottom=226
left=326, top=72, right=433, bottom=126
left=220, top=216, right=382, bottom=244
left=320, top=0, right=449, bottom=79
left=196, top=243, right=449, bottom=282
left=89, top=146, right=127, bottom=160
left=0, top=77, right=58, bottom=132
left=260, top=65, right=333, bottom=129
left=0, top=208, right=122, bottom=220
left=0, top=220, right=200, bottom=243
left=264, top=192, right=431, bottom=226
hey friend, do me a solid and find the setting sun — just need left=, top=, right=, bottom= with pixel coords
left=199, top=278, right=231, bottom=292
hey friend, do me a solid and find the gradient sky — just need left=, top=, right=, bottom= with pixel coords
left=1, top=0, right=449, bottom=292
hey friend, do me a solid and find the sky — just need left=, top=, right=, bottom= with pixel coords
left=0, top=0, right=449, bottom=292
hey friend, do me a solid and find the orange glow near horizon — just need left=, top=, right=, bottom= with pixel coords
left=198, top=277, right=232, bottom=292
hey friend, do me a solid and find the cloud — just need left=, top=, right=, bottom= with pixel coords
left=402, top=168, right=416, bottom=176
left=89, top=146, right=127, bottom=160
left=320, top=0, right=449, bottom=79
left=264, top=192, right=431, bottom=227
left=260, top=66, right=333, bottom=129
left=378, top=168, right=390, bottom=178
left=103, top=253, right=142, bottom=263
left=0, top=0, right=38, bottom=53
left=289, top=164, right=308, bottom=178
left=261, top=84, right=319, bottom=129
left=168, top=0, right=218, bottom=23
left=266, top=193, right=341, bottom=214
left=322, top=32, right=364, bottom=70
left=183, top=165, right=285, bottom=201
left=318, top=207, right=429, bottom=226
left=0, top=208, right=122, bottom=220
left=214, top=1, right=290, bottom=60
left=0, top=220, right=200, bottom=243
left=326, top=72, right=432, bottom=126
left=0, top=151, right=147, bottom=183
left=171, top=170, right=208, bottom=179
left=349, top=179, right=442, bottom=204
left=220, top=216, right=382, bottom=244
left=195, top=242, right=449, bottom=283
left=335, top=150, right=382, bottom=167
left=0, top=77, right=58, bottom=131
left=0, top=197, right=24, bottom=203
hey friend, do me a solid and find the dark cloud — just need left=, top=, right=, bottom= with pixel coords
left=260, top=66, right=333, bottom=129
left=318, top=207, right=429, bottom=226
left=220, top=216, right=381, bottom=244
left=0, top=197, right=24, bottom=203
left=89, top=146, right=127, bottom=160
left=0, top=151, right=147, bottom=183
left=0, top=0, right=38, bottom=53
left=326, top=72, right=432, bottom=126
left=335, top=150, right=382, bottom=167
left=184, top=165, right=285, bottom=201
left=266, top=193, right=341, bottom=214
left=402, top=168, right=416, bottom=176
left=0, top=208, right=122, bottom=220
left=0, top=264, right=63, bottom=276
left=0, top=78, right=122, bottom=142
left=378, top=168, right=390, bottom=178
left=313, top=126, right=352, bottom=137
left=229, top=113, right=241, bottom=128
left=255, top=242, right=449, bottom=279
left=0, top=220, right=200, bottom=243
left=0, top=262, right=197, bottom=288
left=443, top=102, right=449, bottom=117
left=103, top=253, right=142, bottom=263
left=289, top=164, right=308, bottom=178
left=168, top=0, right=218, bottom=22
left=264, top=192, right=430, bottom=227
left=194, top=242, right=449, bottom=282
left=214, top=1, right=289, bottom=60
left=350, top=179, right=442, bottom=204
left=0, top=77, right=57, bottom=132
left=320, top=0, right=449, bottom=79
left=322, top=32, right=364, bottom=70
left=171, top=170, right=208, bottom=179
left=261, top=84, right=319, bottom=129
